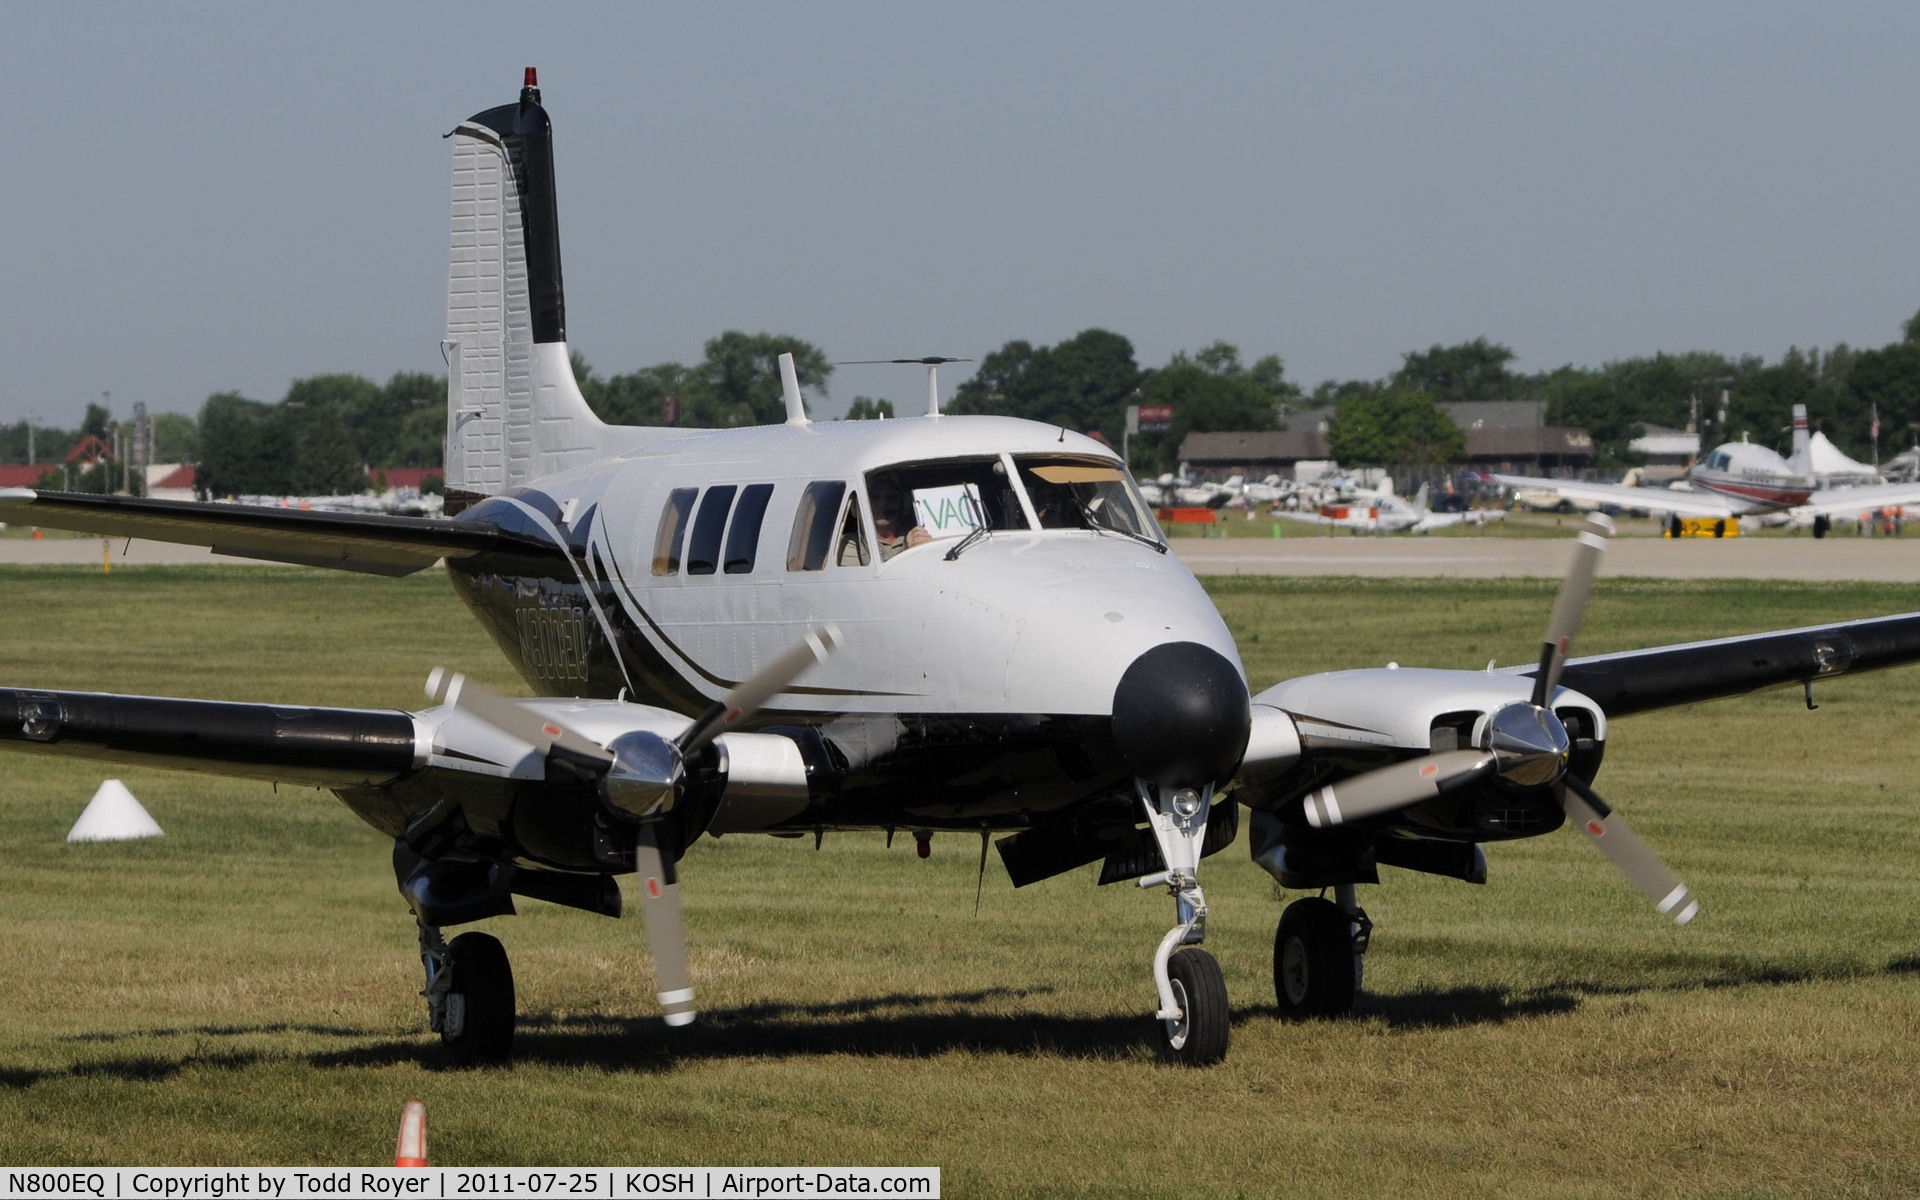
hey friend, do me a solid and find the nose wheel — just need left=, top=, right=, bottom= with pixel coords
left=1137, top=781, right=1231, bottom=1065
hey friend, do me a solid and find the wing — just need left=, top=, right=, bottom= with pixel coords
left=0, top=686, right=420, bottom=787
left=1791, top=482, right=1920, bottom=520
left=1510, top=611, right=1920, bottom=716
left=0, top=488, right=549, bottom=576
left=1490, top=474, right=1737, bottom=518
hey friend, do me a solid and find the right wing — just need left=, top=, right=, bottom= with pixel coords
left=0, top=489, right=553, bottom=576
left=1490, top=474, right=1739, bottom=518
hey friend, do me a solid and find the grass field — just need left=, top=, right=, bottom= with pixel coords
left=2, top=565, right=1918, bottom=1197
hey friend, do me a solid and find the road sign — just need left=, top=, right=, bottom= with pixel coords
left=1137, top=405, right=1172, bottom=434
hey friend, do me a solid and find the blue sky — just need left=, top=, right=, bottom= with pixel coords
left=4, top=2, right=1916, bottom=426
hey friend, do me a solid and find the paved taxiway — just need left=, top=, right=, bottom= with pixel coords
left=3, top=531, right=1919, bottom=580
left=1173, top=536, right=1920, bottom=581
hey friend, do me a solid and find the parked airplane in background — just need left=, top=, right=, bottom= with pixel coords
left=1495, top=406, right=1920, bottom=536
left=1274, top=482, right=1481, bottom=534
left=7, top=73, right=1920, bottom=1068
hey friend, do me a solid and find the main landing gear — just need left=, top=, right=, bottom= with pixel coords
left=419, top=920, right=516, bottom=1065
left=1137, top=781, right=1229, bottom=1065
left=1273, top=885, right=1369, bottom=1020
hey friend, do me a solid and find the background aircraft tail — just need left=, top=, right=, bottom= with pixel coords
left=442, top=71, right=623, bottom=514
left=1787, top=404, right=1811, bottom=476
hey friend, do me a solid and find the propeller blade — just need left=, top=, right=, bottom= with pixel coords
left=1301, top=750, right=1495, bottom=828
left=1561, top=775, right=1699, bottom=925
left=425, top=668, right=615, bottom=770
left=1531, top=515, right=1612, bottom=707
left=634, top=825, right=695, bottom=1027
left=676, top=626, right=839, bottom=756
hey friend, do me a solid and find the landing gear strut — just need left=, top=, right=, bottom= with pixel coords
left=1137, top=781, right=1228, bottom=1065
left=419, top=919, right=515, bottom=1065
left=1273, top=885, right=1369, bottom=1020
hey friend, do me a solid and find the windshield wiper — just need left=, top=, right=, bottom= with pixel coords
left=944, top=525, right=990, bottom=561
left=1072, top=499, right=1167, bottom=554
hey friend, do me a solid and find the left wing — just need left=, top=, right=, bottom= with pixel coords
left=0, top=686, right=419, bottom=787
left=0, top=489, right=552, bottom=576
left=1514, top=611, right=1920, bottom=716
left=1490, top=474, right=1739, bottom=518
left=1791, top=482, right=1920, bottom=521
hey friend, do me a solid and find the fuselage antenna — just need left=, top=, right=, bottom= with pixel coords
left=836, top=356, right=974, bottom=419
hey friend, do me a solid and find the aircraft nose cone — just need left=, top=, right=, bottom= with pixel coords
left=1111, top=641, right=1251, bottom=788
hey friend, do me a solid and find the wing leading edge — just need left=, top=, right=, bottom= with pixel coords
left=0, top=489, right=552, bottom=576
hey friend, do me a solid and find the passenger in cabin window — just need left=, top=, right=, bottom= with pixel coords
left=868, top=476, right=931, bottom=560
left=838, top=495, right=872, bottom=567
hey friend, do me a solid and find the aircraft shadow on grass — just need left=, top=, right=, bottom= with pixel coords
left=4, top=957, right=1915, bottom=1087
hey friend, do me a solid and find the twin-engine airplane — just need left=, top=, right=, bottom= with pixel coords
left=7, top=73, right=1920, bottom=1066
left=1273, top=482, right=1480, bottom=535
left=1495, top=406, right=1920, bottom=536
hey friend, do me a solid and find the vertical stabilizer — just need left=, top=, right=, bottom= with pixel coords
left=444, top=70, right=608, bottom=514
left=1412, top=482, right=1430, bottom=513
left=1787, top=404, right=1811, bottom=476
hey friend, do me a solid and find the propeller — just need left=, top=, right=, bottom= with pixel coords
left=424, top=625, right=840, bottom=1025
left=1293, top=515, right=1700, bottom=925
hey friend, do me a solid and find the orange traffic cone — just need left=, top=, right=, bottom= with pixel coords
left=395, top=1100, right=428, bottom=1167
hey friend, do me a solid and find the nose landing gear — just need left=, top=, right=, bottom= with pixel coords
left=1137, top=781, right=1229, bottom=1065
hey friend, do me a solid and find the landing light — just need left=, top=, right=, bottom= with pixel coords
left=1173, top=788, right=1203, bottom=819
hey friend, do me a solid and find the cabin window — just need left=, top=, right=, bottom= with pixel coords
left=1013, top=456, right=1161, bottom=541
left=863, top=457, right=1028, bottom=559
left=838, top=494, right=871, bottom=567
left=650, top=488, right=697, bottom=576
left=724, top=483, right=776, bottom=574
left=686, top=485, right=737, bottom=576
left=787, top=480, right=847, bottom=571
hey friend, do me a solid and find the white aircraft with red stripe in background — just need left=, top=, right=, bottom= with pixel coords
left=1495, top=405, right=1920, bottom=536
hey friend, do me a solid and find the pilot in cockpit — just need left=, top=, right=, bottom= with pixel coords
left=868, top=476, right=932, bottom=560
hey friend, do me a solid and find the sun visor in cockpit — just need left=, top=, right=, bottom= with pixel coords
left=1028, top=464, right=1125, bottom=484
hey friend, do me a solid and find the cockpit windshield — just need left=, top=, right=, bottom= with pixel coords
left=863, top=457, right=1029, bottom=560
left=1014, top=456, right=1163, bottom=543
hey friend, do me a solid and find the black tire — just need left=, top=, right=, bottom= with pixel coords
left=1273, top=898, right=1358, bottom=1020
left=1160, top=947, right=1229, bottom=1066
left=1813, top=515, right=1831, bottom=539
left=442, top=931, right=515, bottom=1066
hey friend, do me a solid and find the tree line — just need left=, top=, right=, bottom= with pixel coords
left=6, top=309, right=1918, bottom=494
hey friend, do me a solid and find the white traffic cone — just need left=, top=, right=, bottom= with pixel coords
left=66, top=780, right=164, bottom=842
left=395, top=1100, right=428, bottom=1168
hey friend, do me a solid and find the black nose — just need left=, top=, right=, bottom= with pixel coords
left=1111, top=641, right=1251, bottom=788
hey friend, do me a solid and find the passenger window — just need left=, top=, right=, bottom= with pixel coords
left=787, top=480, right=847, bottom=571
left=686, top=485, right=737, bottom=576
left=724, top=483, right=775, bottom=574
left=651, top=488, right=697, bottom=576
left=838, top=494, right=871, bottom=567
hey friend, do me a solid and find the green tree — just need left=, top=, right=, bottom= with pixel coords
left=948, top=329, right=1143, bottom=441
left=1138, top=342, right=1295, bottom=472
left=1903, top=308, right=1920, bottom=345
left=685, top=332, right=832, bottom=426
left=151, top=412, right=199, bottom=463
left=1327, top=391, right=1464, bottom=465
left=1393, top=338, right=1518, bottom=404
left=80, top=403, right=114, bottom=441
left=843, top=396, right=894, bottom=420
left=195, top=392, right=282, bottom=498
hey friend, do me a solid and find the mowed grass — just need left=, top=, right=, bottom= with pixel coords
left=1, top=566, right=1919, bottom=1197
